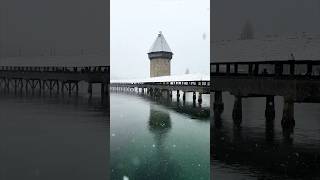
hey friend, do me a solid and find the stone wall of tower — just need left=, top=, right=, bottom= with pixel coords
left=150, top=58, right=171, bottom=77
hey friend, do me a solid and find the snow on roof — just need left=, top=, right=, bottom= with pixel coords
left=111, top=73, right=209, bottom=84
left=0, top=55, right=109, bottom=66
left=148, top=32, right=172, bottom=53
left=212, top=33, right=320, bottom=62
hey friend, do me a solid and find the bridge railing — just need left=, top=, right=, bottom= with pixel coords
left=111, top=80, right=210, bottom=87
left=211, top=60, right=320, bottom=78
left=0, top=66, right=109, bottom=73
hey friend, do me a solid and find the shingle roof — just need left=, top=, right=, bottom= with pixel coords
left=148, top=32, right=172, bottom=53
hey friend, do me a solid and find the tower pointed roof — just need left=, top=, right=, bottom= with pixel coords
left=148, top=32, right=172, bottom=53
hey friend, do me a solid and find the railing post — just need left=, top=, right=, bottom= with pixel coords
left=254, top=63, right=259, bottom=75
left=226, top=64, right=230, bottom=75
left=216, top=64, right=220, bottom=73
left=248, top=64, right=253, bottom=75
left=307, top=62, right=313, bottom=76
left=275, top=62, right=283, bottom=76
left=234, top=63, right=238, bottom=74
left=289, top=61, right=295, bottom=76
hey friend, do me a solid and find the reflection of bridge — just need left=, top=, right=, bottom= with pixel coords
left=212, top=123, right=320, bottom=178
left=0, top=66, right=109, bottom=99
left=211, top=60, right=320, bottom=133
left=111, top=74, right=210, bottom=105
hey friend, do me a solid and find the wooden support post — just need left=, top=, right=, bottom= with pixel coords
left=307, top=63, right=313, bottom=76
left=25, top=80, right=29, bottom=94
left=49, top=80, right=53, bottom=96
left=177, top=90, right=180, bottom=101
left=61, top=82, right=65, bottom=95
left=68, top=82, right=72, bottom=96
left=14, top=79, right=17, bottom=94
left=226, top=64, right=230, bottom=75
left=20, top=79, right=23, bottom=93
left=192, top=92, right=196, bottom=103
left=56, top=81, right=60, bottom=95
left=38, top=80, right=42, bottom=95
left=281, top=97, right=295, bottom=134
left=248, top=64, right=253, bottom=75
left=101, top=83, right=105, bottom=98
left=182, top=91, right=186, bottom=102
left=88, top=83, right=92, bottom=97
left=265, top=95, right=275, bottom=121
left=234, top=63, right=238, bottom=74
left=198, top=92, right=202, bottom=105
left=214, top=91, right=224, bottom=116
left=289, top=61, right=295, bottom=75
left=232, top=95, right=242, bottom=126
left=6, top=79, right=9, bottom=92
left=76, top=82, right=79, bottom=96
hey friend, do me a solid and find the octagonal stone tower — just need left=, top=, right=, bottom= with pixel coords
left=148, top=32, right=173, bottom=77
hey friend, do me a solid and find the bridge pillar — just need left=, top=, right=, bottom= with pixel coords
left=19, top=79, right=23, bottom=94
left=101, top=83, right=105, bottom=99
left=88, top=83, right=93, bottom=97
left=61, top=81, right=65, bottom=95
left=38, top=79, right=42, bottom=96
left=14, top=79, right=17, bottom=94
left=49, top=80, right=53, bottom=95
left=265, top=96, right=275, bottom=121
left=198, top=92, right=203, bottom=105
left=177, top=90, right=180, bottom=101
left=153, top=88, right=157, bottom=97
left=56, top=80, right=60, bottom=95
left=75, top=82, right=79, bottom=96
left=182, top=92, right=186, bottom=102
left=281, top=97, right=295, bottom=134
left=214, top=91, right=224, bottom=121
left=166, top=90, right=171, bottom=100
left=5, top=79, right=9, bottom=93
left=68, top=82, right=72, bottom=96
left=25, top=80, right=29, bottom=94
left=232, top=95, right=242, bottom=126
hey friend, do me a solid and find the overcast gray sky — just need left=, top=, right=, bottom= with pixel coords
left=111, top=0, right=210, bottom=80
left=0, top=0, right=108, bottom=65
left=212, top=0, right=320, bottom=41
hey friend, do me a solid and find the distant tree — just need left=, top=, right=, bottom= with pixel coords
left=185, top=68, right=190, bottom=74
left=240, top=20, right=254, bottom=40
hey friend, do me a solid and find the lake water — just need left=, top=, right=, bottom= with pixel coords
left=110, top=92, right=210, bottom=180
left=0, top=92, right=109, bottom=180
left=212, top=92, right=320, bottom=179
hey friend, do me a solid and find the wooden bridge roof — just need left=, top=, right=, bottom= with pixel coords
left=0, top=55, right=109, bottom=67
left=212, top=33, right=320, bottom=63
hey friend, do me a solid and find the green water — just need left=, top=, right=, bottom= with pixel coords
left=110, top=93, right=210, bottom=180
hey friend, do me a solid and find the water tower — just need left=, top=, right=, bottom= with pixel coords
left=148, top=32, right=173, bottom=77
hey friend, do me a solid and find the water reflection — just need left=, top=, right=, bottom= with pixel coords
left=212, top=93, right=320, bottom=179
left=139, top=92, right=210, bottom=120
left=111, top=93, right=210, bottom=180
left=132, top=107, right=182, bottom=180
